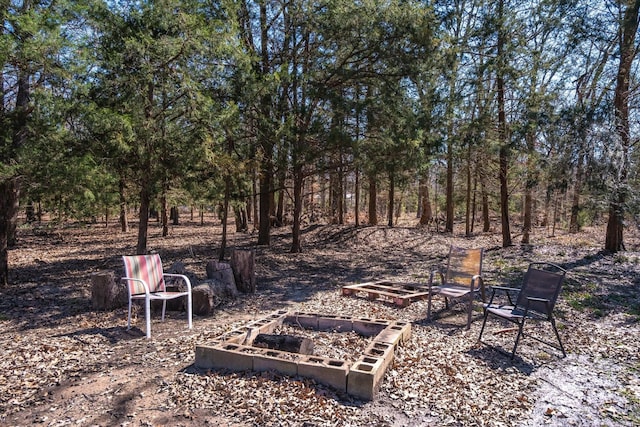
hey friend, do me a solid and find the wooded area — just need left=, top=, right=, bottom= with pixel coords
left=2, top=0, right=640, bottom=287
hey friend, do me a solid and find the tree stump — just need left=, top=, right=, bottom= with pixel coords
left=91, top=271, right=127, bottom=310
left=191, top=278, right=238, bottom=316
left=206, top=260, right=237, bottom=291
left=230, top=249, right=256, bottom=293
left=253, top=334, right=314, bottom=355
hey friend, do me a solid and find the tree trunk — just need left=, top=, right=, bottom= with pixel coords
left=465, top=144, right=472, bottom=236
left=257, top=168, right=272, bottom=245
left=291, top=163, right=303, bottom=253
left=419, top=177, right=432, bottom=225
left=569, top=151, right=584, bottom=233
left=481, top=176, right=490, bottom=232
left=119, top=176, right=128, bottom=232
left=136, top=183, right=151, bottom=255
left=0, top=177, right=20, bottom=288
left=387, top=172, right=395, bottom=227
left=354, top=167, right=360, bottom=226
left=605, top=0, right=639, bottom=252
left=161, top=193, right=169, bottom=237
left=368, top=175, right=378, bottom=225
left=445, top=136, right=454, bottom=233
left=220, top=178, right=230, bottom=260
left=231, top=249, right=256, bottom=293
left=497, top=0, right=511, bottom=247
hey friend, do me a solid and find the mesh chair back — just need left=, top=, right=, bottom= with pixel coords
left=515, top=263, right=565, bottom=315
left=122, top=254, right=166, bottom=295
left=444, top=247, right=483, bottom=289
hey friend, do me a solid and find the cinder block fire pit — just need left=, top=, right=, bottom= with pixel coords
left=194, top=310, right=411, bottom=400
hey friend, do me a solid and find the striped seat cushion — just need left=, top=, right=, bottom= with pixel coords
left=122, top=254, right=166, bottom=295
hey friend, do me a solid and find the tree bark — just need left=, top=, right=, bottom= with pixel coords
left=497, top=0, right=512, bottom=247
left=231, top=249, right=256, bottom=293
left=387, top=172, right=395, bottom=227
left=0, top=177, right=20, bottom=288
left=605, top=0, right=639, bottom=252
left=136, top=183, right=151, bottom=255
left=419, top=176, right=432, bottom=225
left=368, top=175, right=377, bottom=225
left=119, top=176, right=128, bottom=232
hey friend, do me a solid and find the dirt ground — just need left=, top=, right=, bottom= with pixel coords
left=1, top=216, right=639, bottom=426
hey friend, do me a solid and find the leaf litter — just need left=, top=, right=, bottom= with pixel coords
left=0, top=220, right=639, bottom=426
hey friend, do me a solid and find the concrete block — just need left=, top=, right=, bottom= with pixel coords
left=298, top=356, right=349, bottom=392
left=218, top=327, right=250, bottom=344
left=195, top=343, right=255, bottom=371
left=317, top=314, right=353, bottom=332
left=284, top=312, right=319, bottom=330
left=375, top=324, right=407, bottom=347
left=253, top=349, right=299, bottom=377
left=347, top=356, right=386, bottom=401
left=390, top=321, right=412, bottom=341
left=363, top=341, right=394, bottom=366
left=352, top=318, right=390, bottom=336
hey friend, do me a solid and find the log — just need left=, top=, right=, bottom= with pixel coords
left=230, top=249, right=256, bottom=293
left=206, top=260, right=238, bottom=293
left=253, top=333, right=314, bottom=355
left=91, top=271, right=127, bottom=310
left=191, top=283, right=218, bottom=316
left=191, top=278, right=238, bottom=316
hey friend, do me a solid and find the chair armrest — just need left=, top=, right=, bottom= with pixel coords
left=163, top=273, right=192, bottom=292
left=525, top=296, right=550, bottom=303
left=121, top=277, right=150, bottom=295
left=471, top=275, right=485, bottom=301
left=491, top=286, right=520, bottom=292
left=486, top=285, right=519, bottom=306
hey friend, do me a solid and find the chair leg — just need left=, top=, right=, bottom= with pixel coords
left=466, top=296, right=473, bottom=330
left=478, top=309, right=489, bottom=341
left=187, top=293, right=193, bottom=329
left=127, top=298, right=133, bottom=330
left=427, top=294, right=433, bottom=320
left=161, top=300, right=167, bottom=321
left=145, top=297, right=152, bottom=339
left=550, top=317, right=566, bottom=357
left=511, top=319, right=526, bottom=359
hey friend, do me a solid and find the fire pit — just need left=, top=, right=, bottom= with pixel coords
left=194, top=310, right=411, bottom=400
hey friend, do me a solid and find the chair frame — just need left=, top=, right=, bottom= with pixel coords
left=478, top=262, right=567, bottom=359
left=427, top=246, right=485, bottom=329
left=122, top=254, right=193, bottom=339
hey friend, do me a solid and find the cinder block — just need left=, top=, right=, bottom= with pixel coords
left=246, top=315, right=283, bottom=335
left=390, top=321, right=412, bottom=341
left=298, top=356, right=349, bottom=392
left=363, top=341, right=394, bottom=367
left=284, top=312, right=318, bottom=330
left=253, top=349, right=299, bottom=377
left=375, top=324, right=407, bottom=347
left=347, top=356, right=386, bottom=401
left=352, top=318, right=390, bottom=336
left=317, top=314, right=353, bottom=332
left=218, top=327, right=249, bottom=344
left=195, top=343, right=255, bottom=371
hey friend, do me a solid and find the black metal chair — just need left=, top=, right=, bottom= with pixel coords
left=478, top=262, right=567, bottom=359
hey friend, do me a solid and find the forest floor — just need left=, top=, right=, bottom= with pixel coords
left=0, top=215, right=639, bottom=426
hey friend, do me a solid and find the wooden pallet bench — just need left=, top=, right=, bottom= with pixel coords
left=341, top=281, right=430, bottom=307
